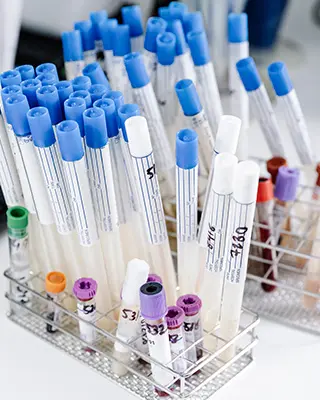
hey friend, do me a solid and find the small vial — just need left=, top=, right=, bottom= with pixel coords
left=73, top=278, right=98, bottom=345
left=45, top=271, right=66, bottom=333
left=177, top=294, right=203, bottom=361
left=7, top=206, right=31, bottom=305
left=165, top=306, right=187, bottom=373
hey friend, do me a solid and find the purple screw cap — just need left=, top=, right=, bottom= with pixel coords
left=147, top=274, right=162, bottom=284
left=73, top=278, right=97, bottom=301
left=274, top=166, right=300, bottom=202
left=165, top=306, right=185, bottom=328
left=140, top=282, right=167, bottom=320
left=177, top=294, right=202, bottom=316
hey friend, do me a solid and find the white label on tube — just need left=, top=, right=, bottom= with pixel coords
left=112, top=56, right=133, bottom=102
left=225, top=199, right=256, bottom=284
left=249, top=86, right=285, bottom=157
left=65, top=60, right=85, bottom=81
left=36, top=145, right=75, bottom=234
left=176, top=166, right=198, bottom=243
left=77, top=298, right=97, bottom=343
left=145, top=318, right=173, bottom=387
left=143, top=50, right=157, bottom=87
left=168, top=326, right=187, bottom=373
left=63, top=158, right=99, bottom=246
left=120, top=139, right=138, bottom=212
left=156, top=63, right=177, bottom=127
left=206, top=191, right=232, bottom=273
left=17, top=135, right=54, bottom=224
left=137, top=315, right=148, bottom=353
left=132, top=152, right=167, bottom=245
left=114, top=305, right=140, bottom=353
left=83, top=50, right=97, bottom=66
left=132, top=83, right=175, bottom=172
left=182, top=313, right=199, bottom=362
left=176, top=52, right=196, bottom=84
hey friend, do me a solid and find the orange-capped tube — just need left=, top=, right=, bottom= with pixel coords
left=267, top=157, right=287, bottom=184
left=45, top=271, right=66, bottom=334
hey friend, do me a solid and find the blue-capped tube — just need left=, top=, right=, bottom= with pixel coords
left=70, top=90, right=92, bottom=109
left=74, top=20, right=96, bottom=65
left=124, top=52, right=175, bottom=197
left=72, top=75, right=91, bottom=91
left=64, top=97, right=86, bottom=138
left=168, top=1, right=188, bottom=20
left=36, top=63, right=59, bottom=81
left=15, top=65, right=35, bottom=81
left=37, top=72, right=58, bottom=86
left=99, top=19, right=118, bottom=78
left=36, top=85, right=63, bottom=126
left=182, top=12, right=204, bottom=36
left=89, top=84, right=109, bottom=103
left=118, top=103, right=140, bottom=143
left=61, top=31, right=85, bottom=80
left=104, top=91, right=124, bottom=128
left=90, top=10, right=108, bottom=52
left=268, top=61, right=313, bottom=164
left=121, top=5, right=144, bottom=52
left=187, top=30, right=223, bottom=136
left=55, top=81, right=73, bottom=118
left=237, top=57, right=285, bottom=157
left=21, top=79, right=41, bottom=108
left=175, top=128, right=199, bottom=294
left=83, top=62, right=110, bottom=90
left=1, top=70, right=21, bottom=89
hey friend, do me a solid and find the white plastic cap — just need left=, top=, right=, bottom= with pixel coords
left=121, top=258, right=150, bottom=305
left=233, top=160, right=260, bottom=204
left=215, top=115, right=241, bottom=155
left=125, top=115, right=153, bottom=157
left=213, top=153, right=238, bottom=195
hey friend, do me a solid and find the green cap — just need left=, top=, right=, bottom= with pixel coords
left=7, top=206, right=29, bottom=230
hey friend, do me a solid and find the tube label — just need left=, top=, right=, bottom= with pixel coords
left=114, top=305, right=140, bottom=353
left=77, top=298, right=97, bottom=343
left=168, top=326, right=187, bottom=373
left=182, top=313, right=201, bottom=362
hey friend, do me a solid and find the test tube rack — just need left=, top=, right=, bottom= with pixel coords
left=4, top=269, right=259, bottom=399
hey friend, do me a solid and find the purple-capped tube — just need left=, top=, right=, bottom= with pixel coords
left=165, top=306, right=187, bottom=373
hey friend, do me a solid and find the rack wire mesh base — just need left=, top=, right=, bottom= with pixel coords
left=4, top=270, right=259, bottom=399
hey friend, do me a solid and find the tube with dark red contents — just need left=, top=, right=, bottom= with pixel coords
left=176, top=294, right=203, bottom=360
left=165, top=306, right=187, bottom=373
left=267, top=156, right=287, bottom=185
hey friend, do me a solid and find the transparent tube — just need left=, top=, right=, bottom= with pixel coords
left=103, top=50, right=113, bottom=80
left=111, top=56, right=133, bottom=102
left=83, top=50, right=97, bottom=66
left=46, top=290, right=63, bottom=334
left=175, top=52, right=197, bottom=84
left=64, top=60, right=85, bottom=80
left=143, top=49, right=157, bottom=87
left=131, top=35, right=144, bottom=53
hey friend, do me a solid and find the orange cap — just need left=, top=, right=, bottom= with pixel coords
left=267, top=157, right=287, bottom=184
left=316, top=163, right=320, bottom=187
left=257, top=177, right=273, bottom=203
left=45, top=271, right=66, bottom=294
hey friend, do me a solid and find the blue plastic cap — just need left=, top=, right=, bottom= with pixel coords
left=72, top=75, right=91, bottom=91
left=158, top=7, right=172, bottom=21
left=56, top=120, right=84, bottom=161
left=74, top=20, right=95, bottom=51
left=104, top=91, right=124, bottom=111
left=122, top=5, right=143, bottom=37
left=5, top=94, right=30, bottom=136
left=175, top=79, right=202, bottom=116
left=55, top=81, right=73, bottom=115
left=113, top=25, right=131, bottom=56
left=124, top=52, right=150, bottom=88
left=61, top=31, right=83, bottom=62
left=94, top=98, right=118, bottom=138
left=167, top=19, right=187, bottom=56
left=64, top=97, right=86, bottom=137
left=83, top=62, right=110, bottom=89
left=176, top=129, right=198, bottom=169
left=89, top=84, right=109, bottom=103
left=118, top=103, right=140, bottom=142
left=37, top=72, right=58, bottom=86
left=90, top=10, right=108, bottom=41
left=100, top=19, right=118, bottom=51
left=2, top=85, right=22, bottom=107
left=27, top=107, right=55, bottom=148
left=187, top=30, right=210, bottom=66
left=168, top=2, right=188, bottom=20
left=268, top=62, right=293, bottom=97
left=144, top=17, right=168, bottom=53
left=15, top=65, right=35, bottom=81
left=228, top=13, right=248, bottom=43
left=182, top=12, right=204, bottom=36
left=1, top=70, right=21, bottom=88
left=236, top=57, right=261, bottom=92
left=70, top=90, right=92, bottom=109
left=156, top=32, right=176, bottom=66
left=36, top=85, right=63, bottom=125
left=36, top=63, right=59, bottom=80
left=21, top=79, right=41, bottom=108
left=83, top=107, right=108, bottom=148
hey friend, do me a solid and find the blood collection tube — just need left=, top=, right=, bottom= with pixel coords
left=176, top=294, right=203, bottom=361
left=165, top=306, right=187, bottom=374
left=73, top=278, right=98, bottom=346
left=266, top=156, right=287, bottom=185
left=45, top=271, right=66, bottom=334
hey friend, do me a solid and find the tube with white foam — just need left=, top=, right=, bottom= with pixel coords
left=61, top=31, right=84, bottom=80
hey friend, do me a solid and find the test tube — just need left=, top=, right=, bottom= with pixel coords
left=165, top=306, right=187, bottom=373
left=90, top=10, right=108, bottom=52
left=99, top=19, right=118, bottom=78
left=140, top=282, right=173, bottom=392
left=88, top=84, right=109, bottom=103
left=112, top=258, right=150, bottom=376
left=36, top=85, right=64, bottom=132
left=61, top=30, right=84, bottom=80
left=266, top=156, right=287, bottom=184
left=121, top=5, right=144, bottom=53
left=21, top=78, right=41, bottom=108
left=177, top=294, right=203, bottom=361
left=36, top=72, right=58, bottom=87
left=73, top=278, right=98, bottom=345
left=35, top=63, right=59, bottom=81
left=83, top=62, right=110, bottom=89
left=72, top=75, right=92, bottom=91
left=55, top=81, right=73, bottom=119
left=7, top=206, right=31, bottom=305
left=219, top=160, right=260, bottom=361
left=45, top=271, right=66, bottom=333
left=74, top=20, right=97, bottom=65
left=15, top=65, right=35, bottom=81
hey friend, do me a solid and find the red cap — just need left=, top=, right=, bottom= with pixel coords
left=267, top=157, right=287, bottom=184
left=316, top=163, right=320, bottom=187
left=257, top=177, right=273, bottom=203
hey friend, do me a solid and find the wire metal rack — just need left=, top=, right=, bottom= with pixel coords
left=4, top=269, right=259, bottom=399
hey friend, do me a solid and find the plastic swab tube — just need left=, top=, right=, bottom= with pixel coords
left=168, top=1, right=188, bottom=20
left=83, top=62, right=110, bottom=89
left=90, top=10, right=108, bottom=53
left=199, top=153, right=238, bottom=332
left=236, top=57, right=285, bottom=157
left=176, top=129, right=199, bottom=295
left=113, top=258, right=150, bottom=376
left=15, top=64, right=35, bottom=81
left=219, top=160, right=260, bottom=361
left=72, top=76, right=91, bottom=91
left=36, top=85, right=63, bottom=133
left=61, top=31, right=84, bottom=80
left=74, top=20, right=97, bottom=66
left=35, top=63, right=59, bottom=81
left=182, top=12, right=204, bottom=37
left=83, top=107, right=125, bottom=302
left=56, top=119, right=112, bottom=314
left=100, top=18, right=118, bottom=78
left=36, top=72, right=58, bottom=87
left=89, top=84, right=109, bottom=103
left=21, top=78, right=41, bottom=108
left=125, top=116, right=177, bottom=305
left=121, top=5, right=144, bottom=53
left=228, top=13, right=249, bottom=160
left=55, top=80, right=73, bottom=119
left=70, top=90, right=92, bottom=109
left=268, top=61, right=314, bottom=165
